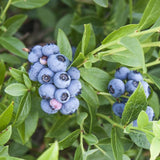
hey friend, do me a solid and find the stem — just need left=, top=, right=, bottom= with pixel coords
left=129, top=127, right=155, bottom=136
left=135, top=148, right=142, bottom=160
left=96, top=113, right=124, bottom=129
left=94, top=144, right=111, bottom=158
left=0, top=0, right=12, bottom=23
left=80, top=126, right=85, bottom=153
left=90, top=27, right=160, bottom=55
left=131, top=58, right=160, bottom=70
left=129, top=0, right=133, bottom=24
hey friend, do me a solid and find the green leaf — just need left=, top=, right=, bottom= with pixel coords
left=153, top=121, right=160, bottom=139
left=0, top=14, right=27, bottom=36
left=80, top=80, right=99, bottom=132
left=150, top=137, right=160, bottom=160
left=57, top=29, right=72, bottom=61
left=0, top=54, right=21, bottom=65
left=0, top=37, right=27, bottom=59
left=71, top=52, right=85, bottom=67
left=119, top=36, right=146, bottom=72
left=14, top=92, right=31, bottom=126
left=82, top=24, right=96, bottom=55
left=54, top=14, right=73, bottom=38
left=77, top=112, right=88, bottom=126
left=80, top=67, right=110, bottom=91
left=9, top=68, right=24, bottom=83
left=38, top=141, right=59, bottom=160
left=0, top=61, right=6, bottom=85
left=102, top=24, right=138, bottom=45
left=121, top=83, right=147, bottom=125
left=129, top=131, right=150, bottom=149
left=147, top=73, right=160, bottom=90
left=137, top=111, right=149, bottom=128
left=59, top=129, right=80, bottom=150
left=46, top=116, right=72, bottom=138
left=93, top=0, right=108, bottom=8
left=5, top=83, right=27, bottom=96
left=83, top=134, right=98, bottom=145
left=80, top=80, right=99, bottom=108
left=111, top=127, right=124, bottom=160
left=74, top=146, right=83, bottom=160
left=0, top=102, right=13, bottom=132
left=0, top=126, right=12, bottom=145
left=138, top=0, right=160, bottom=30
left=11, top=0, right=49, bottom=9
left=17, top=106, right=38, bottom=144
left=37, top=7, right=56, bottom=28
left=23, top=74, right=32, bottom=89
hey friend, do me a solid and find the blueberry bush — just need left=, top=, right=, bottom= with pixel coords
left=0, top=0, right=160, bottom=160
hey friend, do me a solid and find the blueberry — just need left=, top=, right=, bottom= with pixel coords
left=128, top=70, right=143, bottom=81
left=67, top=67, right=80, bottom=80
left=146, top=106, right=154, bottom=121
left=53, top=72, right=71, bottom=88
left=108, top=79, right=125, bottom=97
left=141, top=81, right=151, bottom=98
left=55, top=89, right=70, bottom=103
left=28, top=62, right=44, bottom=81
left=72, top=46, right=76, bottom=60
left=115, top=67, right=130, bottom=80
left=112, top=102, right=125, bottom=118
left=42, top=43, right=59, bottom=56
left=47, top=54, right=70, bottom=72
left=50, top=98, right=62, bottom=110
left=28, top=45, right=43, bottom=63
left=41, top=99, right=58, bottom=114
left=125, top=80, right=139, bottom=94
left=67, top=80, right=82, bottom=97
left=38, top=68, right=54, bottom=84
left=60, top=97, right=79, bottom=115
left=133, top=106, right=154, bottom=127
left=39, top=84, right=56, bottom=99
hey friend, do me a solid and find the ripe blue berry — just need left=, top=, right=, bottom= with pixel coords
left=53, top=72, right=71, bottom=88
left=28, top=45, right=43, bottom=63
left=47, top=54, right=70, bottom=72
left=28, top=62, right=44, bottom=81
left=41, top=99, right=58, bottom=114
left=128, top=70, right=143, bottom=81
left=146, top=106, right=154, bottom=121
left=108, top=79, right=125, bottom=97
left=141, top=81, right=151, bottom=98
left=38, top=68, right=54, bottom=84
left=67, top=80, right=82, bottom=97
left=112, top=102, right=125, bottom=118
left=67, top=67, right=80, bottom=80
left=125, top=80, right=139, bottom=94
left=42, top=43, right=59, bottom=56
left=55, top=89, right=70, bottom=103
left=114, top=67, right=130, bottom=80
left=39, top=84, right=56, bottom=99
left=60, top=97, right=79, bottom=115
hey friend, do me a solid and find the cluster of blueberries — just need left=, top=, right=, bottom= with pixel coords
left=107, top=67, right=154, bottom=126
left=28, top=43, right=82, bottom=115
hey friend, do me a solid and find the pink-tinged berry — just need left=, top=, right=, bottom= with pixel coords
left=50, top=99, right=62, bottom=110
left=40, top=56, right=47, bottom=65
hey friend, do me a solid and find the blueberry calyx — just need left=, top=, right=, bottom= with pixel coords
left=60, top=73, right=69, bottom=81
left=57, top=55, right=65, bottom=62
left=42, top=74, right=51, bottom=82
left=132, top=81, right=139, bottom=87
left=61, top=92, right=69, bottom=101
left=109, top=85, right=115, bottom=94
